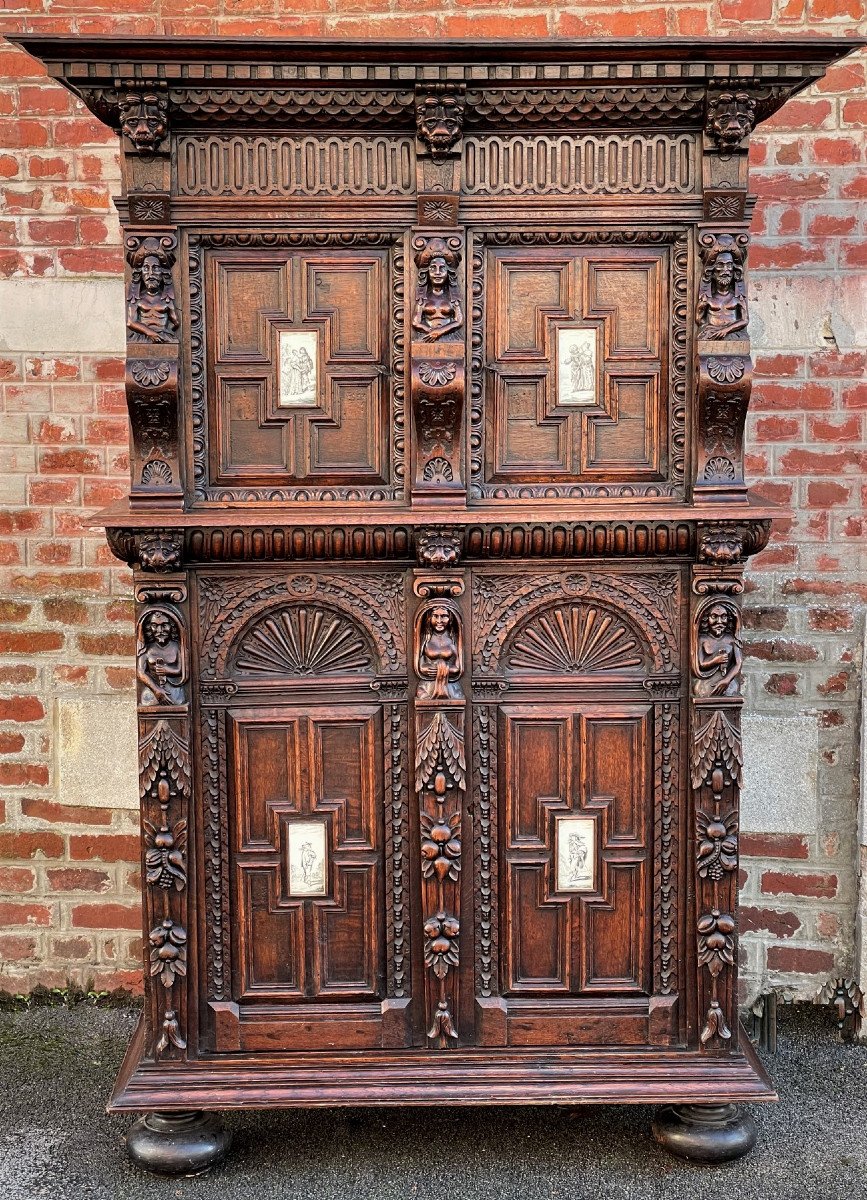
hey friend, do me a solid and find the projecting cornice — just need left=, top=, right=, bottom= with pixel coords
left=11, top=37, right=864, bottom=135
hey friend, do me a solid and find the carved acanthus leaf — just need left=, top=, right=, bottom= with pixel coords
left=415, top=711, right=467, bottom=793
left=691, top=709, right=742, bottom=790
left=139, top=719, right=192, bottom=800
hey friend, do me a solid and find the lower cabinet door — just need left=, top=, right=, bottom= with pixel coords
left=214, top=702, right=403, bottom=1052
left=496, top=701, right=654, bottom=1046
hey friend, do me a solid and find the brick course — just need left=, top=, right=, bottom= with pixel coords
left=0, top=2, right=865, bottom=1000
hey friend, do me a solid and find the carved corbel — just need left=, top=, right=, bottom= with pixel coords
left=694, top=231, right=752, bottom=502
left=409, top=232, right=466, bottom=502
left=415, top=83, right=465, bottom=212
left=127, top=358, right=182, bottom=507
left=702, top=87, right=756, bottom=220
left=136, top=575, right=191, bottom=1061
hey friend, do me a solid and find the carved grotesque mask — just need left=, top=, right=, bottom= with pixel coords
left=416, top=92, right=465, bottom=158
left=708, top=91, right=756, bottom=152
left=121, top=91, right=168, bottom=153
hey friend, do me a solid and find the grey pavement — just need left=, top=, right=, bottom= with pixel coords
left=0, top=1003, right=865, bottom=1200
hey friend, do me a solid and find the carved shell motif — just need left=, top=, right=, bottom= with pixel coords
left=506, top=604, right=645, bottom=674
left=233, top=605, right=374, bottom=676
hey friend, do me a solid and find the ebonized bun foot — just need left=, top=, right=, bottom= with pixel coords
left=126, top=1110, right=231, bottom=1175
left=652, top=1103, right=757, bottom=1163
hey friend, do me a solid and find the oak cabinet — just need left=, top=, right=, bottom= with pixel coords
left=15, top=32, right=863, bottom=1172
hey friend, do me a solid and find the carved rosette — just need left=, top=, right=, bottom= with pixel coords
left=124, top=229, right=182, bottom=509
left=410, top=230, right=466, bottom=501
left=690, top=564, right=744, bottom=1051
left=413, top=575, right=466, bottom=1047
left=694, top=230, right=752, bottom=502
left=135, top=575, right=191, bottom=1060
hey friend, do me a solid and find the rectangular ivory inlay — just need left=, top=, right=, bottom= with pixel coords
left=278, top=329, right=318, bottom=407
left=557, top=326, right=597, bottom=407
left=556, top=815, right=596, bottom=893
left=287, top=820, right=328, bottom=897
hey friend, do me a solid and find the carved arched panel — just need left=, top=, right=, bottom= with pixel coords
left=503, top=601, right=649, bottom=676
left=199, top=570, right=407, bottom=679
left=472, top=569, right=680, bottom=676
left=229, top=604, right=376, bottom=678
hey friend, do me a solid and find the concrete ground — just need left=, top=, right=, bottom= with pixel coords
left=0, top=1004, right=865, bottom=1200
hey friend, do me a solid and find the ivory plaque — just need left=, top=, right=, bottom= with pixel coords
left=287, top=820, right=328, bottom=896
left=556, top=815, right=596, bottom=892
left=278, top=330, right=318, bottom=407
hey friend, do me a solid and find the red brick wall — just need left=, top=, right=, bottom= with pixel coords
left=0, top=2, right=865, bottom=998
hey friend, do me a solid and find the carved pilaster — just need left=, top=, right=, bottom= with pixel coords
left=690, top=565, right=744, bottom=1052
left=413, top=572, right=466, bottom=1046
left=135, top=574, right=191, bottom=1061
left=409, top=230, right=467, bottom=502
left=125, top=231, right=183, bottom=509
left=693, top=230, right=752, bottom=502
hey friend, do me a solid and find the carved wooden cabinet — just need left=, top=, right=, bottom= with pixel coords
left=17, top=34, right=863, bottom=1171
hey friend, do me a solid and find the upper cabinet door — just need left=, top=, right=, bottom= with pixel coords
left=471, top=235, right=687, bottom=503
left=192, top=237, right=404, bottom=505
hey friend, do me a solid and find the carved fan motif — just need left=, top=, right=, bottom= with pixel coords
left=233, top=606, right=374, bottom=676
left=507, top=604, right=645, bottom=674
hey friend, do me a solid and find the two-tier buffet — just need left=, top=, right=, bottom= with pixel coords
left=15, top=34, right=863, bottom=1173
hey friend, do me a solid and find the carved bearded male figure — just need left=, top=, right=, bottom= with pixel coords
left=694, top=603, right=742, bottom=697
left=137, top=611, right=186, bottom=706
left=696, top=238, right=748, bottom=342
left=127, top=242, right=179, bottom=344
left=415, top=89, right=465, bottom=159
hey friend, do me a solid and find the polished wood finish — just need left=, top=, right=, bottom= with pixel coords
left=15, top=34, right=864, bottom=1155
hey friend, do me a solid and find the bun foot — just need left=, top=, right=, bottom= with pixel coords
left=126, top=1110, right=231, bottom=1175
left=652, top=1103, right=757, bottom=1163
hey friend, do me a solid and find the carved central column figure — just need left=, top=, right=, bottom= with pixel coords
left=14, top=32, right=863, bottom=1175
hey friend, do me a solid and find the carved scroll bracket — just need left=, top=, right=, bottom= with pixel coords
left=410, top=229, right=467, bottom=503
left=124, top=228, right=183, bottom=508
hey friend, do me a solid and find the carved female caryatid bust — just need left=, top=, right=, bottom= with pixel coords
left=137, top=610, right=187, bottom=706
left=693, top=602, right=742, bottom=697
left=415, top=601, right=464, bottom=700
left=411, top=236, right=463, bottom=343
left=696, top=233, right=749, bottom=342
